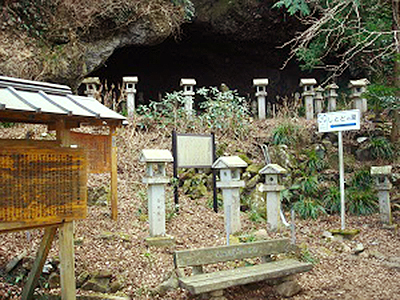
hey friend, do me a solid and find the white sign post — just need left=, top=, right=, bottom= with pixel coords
left=318, top=110, right=361, bottom=230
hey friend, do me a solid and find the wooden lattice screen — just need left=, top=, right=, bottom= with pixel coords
left=0, top=147, right=87, bottom=232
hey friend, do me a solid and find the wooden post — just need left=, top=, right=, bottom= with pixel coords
left=55, top=118, right=76, bottom=299
left=59, top=222, right=76, bottom=300
left=56, top=119, right=70, bottom=147
left=21, top=227, right=57, bottom=300
left=110, top=125, right=118, bottom=220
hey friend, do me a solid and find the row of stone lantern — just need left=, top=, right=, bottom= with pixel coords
left=139, top=149, right=394, bottom=246
left=139, top=149, right=292, bottom=246
left=82, top=76, right=370, bottom=121
left=299, top=78, right=370, bottom=120
left=82, top=76, right=139, bottom=118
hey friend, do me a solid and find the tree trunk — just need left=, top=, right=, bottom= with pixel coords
left=391, top=0, right=400, bottom=142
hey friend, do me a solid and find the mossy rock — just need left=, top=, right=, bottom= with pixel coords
left=246, top=164, right=264, bottom=175
left=81, top=278, right=110, bottom=293
left=245, top=174, right=261, bottom=190
left=329, top=229, right=360, bottom=240
left=238, top=154, right=252, bottom=165
left=249, top=183, right=266, bottom=217
left=97, top=232, right=132, bottom=242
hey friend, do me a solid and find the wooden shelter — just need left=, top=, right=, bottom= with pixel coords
left=0, top=76, right=126, bottom=299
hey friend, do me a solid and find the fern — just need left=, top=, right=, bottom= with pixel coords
left=272, top=0, right=311, bottom=16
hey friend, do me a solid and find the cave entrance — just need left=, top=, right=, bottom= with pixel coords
left=90, top=23, right=307, bottom=107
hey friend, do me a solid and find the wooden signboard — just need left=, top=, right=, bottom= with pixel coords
left=70, top=132, right=110, bottom=173
left=172, top=131, right=218, bottom=212
left=0, top=146, right=87, bottom=233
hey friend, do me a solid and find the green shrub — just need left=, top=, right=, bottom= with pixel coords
left=0, top=122, right=15, bottom=128
left=197, top=87, right=250, bottom=137
left=350, top=169, right=374, bottom=190
left=293, top=196, right=326, bottom=219
left=346, top=188, right=378, bottom=215
left=322, top=185, right=341, bottom=214
left=303, top=148, right=327, bottom=173
left=271, top=122, right=300, bottom=146
left=300, top=175, right=320, bottom=197
left=367, top=137, right=394, bottom=160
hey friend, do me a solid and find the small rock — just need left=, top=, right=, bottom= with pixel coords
left=370, top=251, right=386, bottom=260
left=22, top=256, right=35, bottom=271
left=210, top=290, right=224, bottom=297
left=76, top=271, right=90, bottom=288
left=353, top=243, right=365, bottom=255
left=342, top=244, right=352, bottom=253
left=5, top=251, right=27, bottom=273
left=154, top=273, right=179, bottom=296
left=382, top=261, right=400, bottom=270
left=229, top=235, right=240, bottom=245
left=110, top=275, right=125, bottom=293
left=332, top=235, right=344, bottom=242
left=274, top=280, right=302, bottom=297
left=357, top=137, right=368, bottom=143
left=74, top=237, right=85, bottom=245
left=42, top=260, right=53, bottom=274
left=254, top=229, right=269, bottom=240
left=48, top=272, right=60, bottom=288
left=388, top=257, right=400, bottom=264
left=382, top=224, right=397, bottom=231
left=93, top=270, right=113, bottom=278
left=322, top=230, right=333, bottom=239
left=81, top=278, right=110, bottom=293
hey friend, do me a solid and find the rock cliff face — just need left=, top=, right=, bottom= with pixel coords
left=0, top=0, right=306, bottom=96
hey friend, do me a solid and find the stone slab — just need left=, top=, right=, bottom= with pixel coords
left=145, top=235, right=175, bottom=247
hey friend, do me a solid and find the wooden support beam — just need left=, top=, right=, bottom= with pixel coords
left=56, top=119, right=76, bottom=300
left=21, top=227, right=57, bottom=300
left=59, top=222, right=76, bottom=300
left=55, top=119, right=71, bottom=147
left=110, top=125, right=118, bottom=221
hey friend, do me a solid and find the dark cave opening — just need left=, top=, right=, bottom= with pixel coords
left=89, top=23, right=324, bottom=106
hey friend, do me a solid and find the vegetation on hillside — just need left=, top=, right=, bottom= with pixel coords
left=274, top=0, right=397, bottom=85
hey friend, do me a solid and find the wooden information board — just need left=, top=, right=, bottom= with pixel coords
left=70, top=132, right=110, bottom=173
left=0, top=146, right=87, bottom=232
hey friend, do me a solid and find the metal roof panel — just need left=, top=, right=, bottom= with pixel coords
left=47, top=94, right=96, bottom=117
left=17, top=90, right=66, bottom=114
left=71, top=96, right=126, bottom=119
left=0, top=89, right=35, bottom=112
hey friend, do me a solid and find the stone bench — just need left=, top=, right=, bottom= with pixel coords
left=173, top=238, right=312, bottom=298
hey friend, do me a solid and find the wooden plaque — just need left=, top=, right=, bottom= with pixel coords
left=175, top=134, right=214, bottom=168
left=70, top=132, right=110, bottom=173
left=0, top=147, right=87, bottom=232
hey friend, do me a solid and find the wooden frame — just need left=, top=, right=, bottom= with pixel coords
left=0, top=76, right=125, bottom=299
left=172, top=131, right=218, bottom=212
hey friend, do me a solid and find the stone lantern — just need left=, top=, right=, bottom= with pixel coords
left=140, top=149, right=174, bottom=243
left=349, top=78, right=369, bottom=113
left=180, top=78, right=196, bottom=115
left=212, top=156, right=248, bottom=235
left=300, top=78, right=317, bottom=120
left=82, top=77, right=100, bottom=99
left=371, top=166, right=392, bottom=224
left=253, top=78, right=269, bottom=120
left=123, top=76, right=139, bottom=118
left=314, top=86, right=324, bottom=115
left=259, top=163, right=287, bottom=232
left=325, top=83, right=339, bottom=112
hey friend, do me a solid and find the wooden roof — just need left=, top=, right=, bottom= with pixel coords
left=0, top=76, right=126, bottom=127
